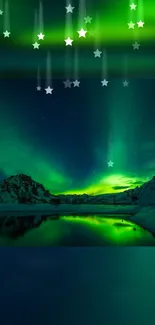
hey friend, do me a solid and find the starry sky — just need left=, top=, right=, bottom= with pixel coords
left=0, top=0, right=155, bottom=194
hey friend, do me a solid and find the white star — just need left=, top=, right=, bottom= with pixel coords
left=84, top=16, right=92, bottom=23
left=32, top=42, right=40, bottom=49
left=63, top=79, right=72, bottom=88
left=93, top=49, right=102, bottom=57
left=65, top=4, right=74, bottom=13
left=77, top=28, right=87, bottom=37
left=0, top=10, right=3, bottom=15
left=128, top=21, right=135, bottom=29
left=3, top=30, right=10, bottom=37
left=36, top=86, right=41, bottom=91
left=130, top=3, right=137, bottom=10
left=73, top=79, right=80, bottom=87
left=65, top=37, right=73, bottom=46
left=123, top=80, right=129, bottom=87
left=107, top=160, right=114, bottom=167
left=137, top=20, right=144, bottom=27
left=101, top=79, right=109, bottom=86
left=45, top=86, right=53, bottom=94
left=37, top=32, right=45, bottom=40
left=132, top=41, right=140, bottom=50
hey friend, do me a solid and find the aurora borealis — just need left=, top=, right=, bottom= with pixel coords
left=0, top=0, right=155, bottom=195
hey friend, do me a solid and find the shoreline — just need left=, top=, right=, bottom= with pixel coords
left=0, top=203, right=154, bottom=236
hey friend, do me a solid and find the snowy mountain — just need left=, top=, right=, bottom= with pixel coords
left=58, top=176, right=155, bottom=206
left=0, top=174, right=60, bottom=204
left=0, top=174, right=155, bottom=206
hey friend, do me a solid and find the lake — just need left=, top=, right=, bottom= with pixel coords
left=0, top=214, right=155, bottom=246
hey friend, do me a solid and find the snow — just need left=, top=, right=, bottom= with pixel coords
left=128, top=207, right=155, bottom=234
left=0, top=203, right=155, bottom=235
left=0, top=203, right=139, bottom=216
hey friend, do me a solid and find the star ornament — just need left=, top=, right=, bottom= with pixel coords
left=128, top=21, right=135, bottom=29
left=37, top=32, right=45, bottom=40
left=77, top=28, right=87, bottom=37
left=132, top=41, right=140, bottom=50
left=65, top=4, right=74, bottom=13
left=65, top=37, right=73, bottom=46
left=137, top=20, right=144, bottom=27
left=94, top=49, right=102, bottom=57
left=36, top=86, right=41, bottom=91
left=45, top=86, right=53, bottom=94
left=107, top=160, right=114, bottom=167
left=123, top=80, right=129, bottom=87
left=33, top=42, right=40, bottom=49
left=101, top=79, right=109, bottom=86
left=3, top=30, right=10, bottom=37
left=130, top=3, right=137, bottom=10
left=63, top=79, right=72, bottom=88
left=84, top=16, right=92, bottom=24
left=73, top=79, right=80, bottom=87
left=0, top=10, right=3, bottom=15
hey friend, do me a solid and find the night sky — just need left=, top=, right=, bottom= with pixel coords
left=0, top=0, right=155, bottom=195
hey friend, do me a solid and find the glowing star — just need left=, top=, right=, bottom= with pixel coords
left=123, top=80, right=129, bottom=87
left=37, top=32, right=45, bottom=40
left=84, top=16, right=92, bottom=23
left=32, top=42, right=40, bottom=49
left=77, top=28, right=87, bottom=37
left=137, top=20, right=144, bottom=27
left=128, top=21, right=135, bottom=29
left=130, top=3, right=137, bottom=10
left=94, top=49, right=102, bottom=57
left=132, top=41, right=140, bottom=50
left=65, top=4, right=74, bottom=13
left=3, top=30, right=10, bottom=37
left=63, top=79, right=72, bottom=88
left=0, top=10, right=3, bottom=15
left=45, top=86, right=53, bottom=94
left=101, top=79, right=109, bottom=86
left=36, top=86, right=41, bottom=91
left=65, top=37, right=73, bottom=46
left=107, top=160, right=114, bottom=167
left=73, top=79, right=80, bottom=87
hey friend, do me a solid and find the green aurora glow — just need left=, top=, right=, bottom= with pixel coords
left=0, top=0, right=155, bottom=195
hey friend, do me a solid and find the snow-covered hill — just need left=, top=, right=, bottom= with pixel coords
left=0, top=174, right=60, bottom=204
left=58, top=176, right=155, bottom=206
left=0, top=174, right=155, bottom=206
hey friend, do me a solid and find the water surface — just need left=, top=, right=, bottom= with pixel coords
left=0, top=214, right=154, bottom=246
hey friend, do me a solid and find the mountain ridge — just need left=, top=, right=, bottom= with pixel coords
left=0, top=174, right=154, bottom=206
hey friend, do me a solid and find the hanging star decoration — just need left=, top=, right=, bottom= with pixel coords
left=132, top=41, right=140, bottom=50
left=84, top=16, right=92, bottom=24
left=0, top=9, right=3, bottom=15
left=94, top=49, right=102, bottom=57
left=73, top=80, right=80, bottom=87
left=137, top=20, right=144, bottom=27
left=3, top=30, right=10, bottom=37
left=36, top=86, right=41, bottom=91
left=123, top=80, right=129, bottom=87
left=130, top=3, right=137, bottom=10
left=37, top=32, right=45, bottom=40
left=128, top=21, right=135, bottom=29
left=33, top=42, right=40, bottom=49
left=65, top=37, right=73, bottom=46
left=107, top=160, right=114, bottom=167
left=63, top=80, right=72, bottom=88
left=101, top=79, right=109, bottom=86
left=65, top=4, right=74, bottom=13
left=45, top=86, right=53, bottom=94
left=77, top=28, right=87, bottom=37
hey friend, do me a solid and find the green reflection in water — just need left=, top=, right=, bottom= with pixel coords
left=0, top=215, right=154, bottom=246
